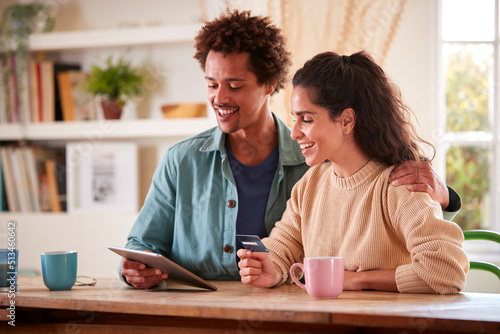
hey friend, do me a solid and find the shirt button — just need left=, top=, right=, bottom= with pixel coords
left=223, top=245, right=232, bottom=253
left=227, top=200, right=236, bottom=208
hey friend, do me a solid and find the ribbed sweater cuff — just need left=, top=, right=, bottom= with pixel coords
left=396, top=264, right=435, bottom=294
left=263, top=238, right=296, bottom=285
left=268, top=253, right=291, bottom=285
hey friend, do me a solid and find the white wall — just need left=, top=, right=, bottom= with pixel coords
left=52, top=0, right=201, bottom=30
left=384, top=0, right=437, bottom=146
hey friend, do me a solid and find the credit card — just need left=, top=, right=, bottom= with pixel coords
left=236, top=234, right=269, bottom=253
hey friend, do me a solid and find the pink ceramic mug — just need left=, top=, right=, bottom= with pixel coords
left=290, top=257, right=344, bottom=299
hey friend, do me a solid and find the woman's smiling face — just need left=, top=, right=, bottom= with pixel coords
left=290, top=86, right=348, bottom=166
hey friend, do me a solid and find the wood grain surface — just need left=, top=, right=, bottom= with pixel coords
left=1, top=276, right=499, bottom=333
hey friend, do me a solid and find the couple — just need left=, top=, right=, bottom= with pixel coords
left=122, top=10, right=468, bottom=294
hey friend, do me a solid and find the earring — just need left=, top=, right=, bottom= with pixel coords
left=343, top=128, right=350, bottom=135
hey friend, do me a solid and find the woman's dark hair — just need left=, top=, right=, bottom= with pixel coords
left=194, top=9, right=291, bottom=95
left=292, top=51, right=434, bottom=165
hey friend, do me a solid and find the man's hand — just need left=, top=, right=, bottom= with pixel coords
left=237, top=249, right=281, bottom=288
left=121, top=250, right=168, bottom=289
left=389, top=160, right=449, bottom=210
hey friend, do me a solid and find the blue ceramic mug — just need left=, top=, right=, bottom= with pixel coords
left=41, top=251, right=77, bottom=290
left=0, top=249, right=18, bottom=291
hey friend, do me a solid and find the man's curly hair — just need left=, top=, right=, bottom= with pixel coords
left=194, top=10, right=291, bottom=95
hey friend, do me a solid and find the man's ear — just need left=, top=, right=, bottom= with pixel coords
left=341, top=108, right=356, bottom=134
left=267, top=81, right=278, bottom=95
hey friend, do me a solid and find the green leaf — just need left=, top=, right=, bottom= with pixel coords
left=86, top=55, right=145, bottom=103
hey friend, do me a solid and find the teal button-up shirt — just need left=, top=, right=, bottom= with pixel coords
left=125, top=113, right=309, bottom=280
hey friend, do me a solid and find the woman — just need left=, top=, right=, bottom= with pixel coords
left=237, top=51, right=468, bottom=294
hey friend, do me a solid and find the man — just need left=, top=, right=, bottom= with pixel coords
left=121, top=10, right=460, bottom=289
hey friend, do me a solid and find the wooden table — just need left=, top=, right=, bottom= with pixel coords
left=1, top=277, right=499, bottom=333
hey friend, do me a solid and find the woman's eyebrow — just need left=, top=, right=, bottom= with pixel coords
left=291, top=111, right=316, bottom=116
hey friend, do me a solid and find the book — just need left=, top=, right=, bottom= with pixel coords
left=8, top=55, right=20, bottom=123
left=9, top=52, right=32, bottom=124
left=57, top=70, right=95, bottom=121
left=19, top=59, right=32, bottom=124
left=22, top=145, right=41, bottom=212
left=45, top=159, right=61, bottom=212
left=53, top=63, right=81, bottom=121
left=0, top=53, right=32, bottom=124
left=28, top=61, right=82, bottom=123
left=0, top=55, right=7, bottom=124
left=32, top=146, right=51, bottom=211
left=0, top=150, right=4, bottom=211
left=3, top=57, right=13, bottom=124
left=32, top=149, right=51, bottom=212
left=57, top=71, right=74, bottom=121
left=39, top=173, right=51, bottom=211
left=9, top=146, right=30, bottom=212
left=16, top=145, right=34, bottom=211
left=40, top=60, right=55, bottom=123
left=3, top=55, right=19, bottom=124
left=34, top=61, right=44, bottom=122
left=55, top=152, right=67, bottom=211
left=0, top=146, right=20, bottom=211
left=33, top=145, right=66, bottom=212
left=29, top=61, right=42, bottom=123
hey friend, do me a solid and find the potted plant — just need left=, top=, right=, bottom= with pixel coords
left=86, top=55, right=145, bottom=120
left=0, top=3, right=54, bottom=52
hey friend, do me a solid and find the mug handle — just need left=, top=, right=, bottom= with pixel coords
left=290, top=263, right=306, bottom=290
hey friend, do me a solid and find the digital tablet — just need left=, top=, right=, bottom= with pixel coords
left=108, top=246, right=217, bottom=291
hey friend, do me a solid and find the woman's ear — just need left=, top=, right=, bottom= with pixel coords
left=341, top=108, right=356, bottom=134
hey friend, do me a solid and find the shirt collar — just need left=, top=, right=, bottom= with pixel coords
left=199, top=113, right=305, bottom=166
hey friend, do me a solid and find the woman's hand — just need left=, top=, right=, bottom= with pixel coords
left=237, top=249, right=282, bottom=287
left=121, top=250, right=169, bottom=289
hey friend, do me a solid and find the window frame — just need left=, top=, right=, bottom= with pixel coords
left=436, top=0, right=500, bottom=237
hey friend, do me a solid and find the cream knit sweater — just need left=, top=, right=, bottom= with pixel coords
left=263, top=160, right=469, bottom=294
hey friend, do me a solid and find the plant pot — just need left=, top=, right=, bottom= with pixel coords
left=101, top=99, right=123, bottom=120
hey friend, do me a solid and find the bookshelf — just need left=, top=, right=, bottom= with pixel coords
left=0, top=118, right=214, bottom=140
left=29, top=24, right=203, bottom=51
left=1, top=21, right=215, bottom=277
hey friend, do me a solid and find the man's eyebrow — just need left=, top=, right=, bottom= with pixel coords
left=204, top=76, right=247, bottom=82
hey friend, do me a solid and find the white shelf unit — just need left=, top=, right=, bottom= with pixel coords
left=0, top=118, right=215, bottom=141
left=1, top=23, right=212, bottom=277
left=29, top=24, right=203, bottom=51
left=1, top=22, right=215, bottom=141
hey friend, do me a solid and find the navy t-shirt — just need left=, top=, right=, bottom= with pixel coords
left=226, top=143, right=279, bottom=252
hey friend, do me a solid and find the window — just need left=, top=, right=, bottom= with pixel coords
left=439, top=0, right=499, bottom=232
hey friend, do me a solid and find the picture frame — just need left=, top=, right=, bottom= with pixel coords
left=66, top=142, right=138, bottom=213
